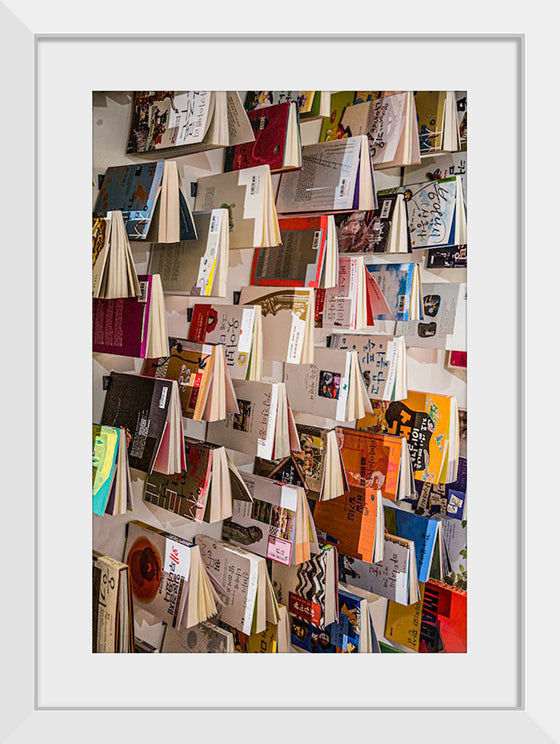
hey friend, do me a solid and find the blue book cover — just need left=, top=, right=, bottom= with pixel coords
left=290, top=587, right=365, bottom=653
left=364, top=263, right=418, bottom=321
left=384, top=505, right=439, bottom=584
left=412, top=456, right=467, bottom=520
left=93, top=161, right=165, bottom=240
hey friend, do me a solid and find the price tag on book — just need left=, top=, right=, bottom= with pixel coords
left=164, top=539, right=191, bottom=580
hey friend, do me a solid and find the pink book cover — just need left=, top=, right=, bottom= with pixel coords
left=92, top=275, right=152, bottom=358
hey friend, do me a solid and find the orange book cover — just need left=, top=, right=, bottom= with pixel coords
left=335, top=427, right=403, bottom=501
left=313, top=486, right=378, bottom=562
left=357, top=390, right=457, bottom=484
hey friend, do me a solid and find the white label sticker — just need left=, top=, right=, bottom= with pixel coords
left=158, top=386, right=168, bottom=409
left=280, top=485, right=298, bottom=513
left=164, top=538, right=191, bottom=580
left=238, top=309, right=254, bottom=354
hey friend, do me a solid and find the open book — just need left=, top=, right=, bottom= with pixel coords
left=284, top=346, right=373, bottom=422
left=142, top=338, right=238, bottom=422
left=148, top=209, right=229, bottom=298
left=206, top=379, right=300, bottom=461
left=143, top=437, right=252, bottom=524
left=194, top=165, right=280, bottom=249
left=124, top=521, right=220, bottom=629
left=127, top=91, right=255, bottom=154
left=225, top=101, right=302, bottom=173
left=276, top=135, right=377, bottom=214
left=93, top=160, right=196, bottom=242
left=195, top=534, right=280, bottom=636
left=335, top=195, right=410, bottom=255
left=222, top=472, right=318, bottom=566
left=92, top=551, right=134, bottom=653
left=92, top=210, right=140, bottom=299
left=101, top=372, right=185, bottom=475
left=92, top=424, right=132, bottom=516
left=188, top=303, right=263, bottom=381
left=93, top=274, right=169, bottom=359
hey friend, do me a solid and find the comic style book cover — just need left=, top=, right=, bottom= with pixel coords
left=357, top=391, right=457, bottom=484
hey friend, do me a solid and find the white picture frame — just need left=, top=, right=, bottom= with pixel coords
left=1, top=2, right=551, bottom=741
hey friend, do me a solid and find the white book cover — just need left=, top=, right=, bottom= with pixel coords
left=395, top=282, right=462, bottom=348
left=276, top=137, right=363, bottom=213
left=284, top=347, right=352, bottom=421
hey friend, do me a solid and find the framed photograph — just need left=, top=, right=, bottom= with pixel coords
left=1, top=4, right=548, bottom=741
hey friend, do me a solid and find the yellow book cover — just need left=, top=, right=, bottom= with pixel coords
left=385, top=583, right=425, bottom=652
left=357, top=391, right=457, bottom=484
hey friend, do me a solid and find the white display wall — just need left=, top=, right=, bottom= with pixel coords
left=92, top=91, right=467, bottom=647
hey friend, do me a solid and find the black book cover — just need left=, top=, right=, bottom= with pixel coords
left=101, top=372, right=171, bottom=473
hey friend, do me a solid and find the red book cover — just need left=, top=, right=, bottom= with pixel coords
left=250, top=215, right=328, bottom=288
left=92, top=275, right=152, bottom=358
left=227, top=102, right=291, bottom=172
left=449, top=350, right=467, bottom=368
left=187, top=303, right=215, bottom=343
left=419, top=579, right=467, bottom=653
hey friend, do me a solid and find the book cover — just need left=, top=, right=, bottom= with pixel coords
left=126, top=91, right=214, bottom=152
left=188, top=303, right=256, bottom=379
left=313, top=487, right=379, bottom=562
left=276, top=137, right=364, bottom=213
left=426, top=244, right=467, bottom=269
left=194, top=165, right=277, bottom=249
left=148, top=211, right=224, bottom=296
left=284, top=347, right=352, bottom=420
left=100, top=373, right=172, bottom=473
left=396, top=282, right=462, bottom=349
left=206, top=379, right=278, bottom=460
left=400, top=178, right=460, bottom=249
left=124, top=521, right=192, bottom=628
left=245, top=91, right=313, bottom=114
left=93, top=161, right=165, bottom=240
left=319, top=91, right=355, bottom=141
left=143, top=438, right=214, bottom=522
left=142, top=339, right=213, bottom=420
left=272, top=546, right=335, bottom=629
left=338, top=535, right=412, bottom=604
left=329, top=333, right=400, bottom=401
left=335, top=427, right=403, bottom=501
left=363, top=263, right=419, bottom=321
left=225, top=102, right=292, bottom=172
left=384, top=505, right=439, bottom=584
left=195, top=535, right=260, bottom=635
left=290, top=587, right=364, bottom=653
left=161, top=622, right=233, bottom=653
left=358, top=391, right=457, bottom=485
left=414, top=91, right=446, bottom=153
left=239, top=286, right=312, bottom=365
left=222, top=473, right=299, bottom=566
left=335, top=197, right=402, bottom=254
left=92, top=424, right=119, bottom=516
left=419, top=579, right=467, bottom=653
left=92, top=275, right=152, bottom=357
left=251, top=215, right=328, bottom=288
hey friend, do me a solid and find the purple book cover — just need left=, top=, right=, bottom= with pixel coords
left=92, top=275, right=152, bottom=358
